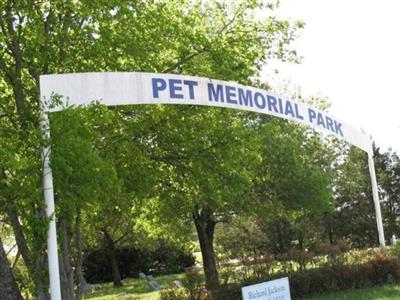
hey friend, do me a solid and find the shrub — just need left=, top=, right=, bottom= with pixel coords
left=159, top=288, right=187, bottom=300
left=212, top=252, right=400, bottom=299
left=286, top=249, right=313, bottom=271
left=182, top=269, right=207, bottom=300
left=160, top=269, right=208, bottom=300
left=218, top=265, right=237, bottom=285
left=290, top=255, right=400, bottom=297
left=389, top=242, right=400, bottom=257
left=213, top=283, right=241, bottom=300
left=83, top=243, right=195, bottom=283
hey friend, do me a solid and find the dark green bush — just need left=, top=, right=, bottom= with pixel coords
left=214, top=254, right=400, bottom=299
left=83, top=242, right=195, bottom=283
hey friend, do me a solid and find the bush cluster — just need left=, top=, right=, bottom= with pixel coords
left=217, top=252, right=400, bottom=299
left=162, top=251, right=400, bottom=299
left=83, top=243, right=195, bottom=283
left=160, top=269, right=208, bottom=300
left=289, top=255, right=400, bottom=297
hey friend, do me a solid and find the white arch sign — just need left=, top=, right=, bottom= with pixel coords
left=41, top=72, right=372, bottom=154
left=39, top=72, right=384, bottom=300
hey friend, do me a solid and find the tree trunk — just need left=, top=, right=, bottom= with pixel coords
left=193, top=207, right=219, bottom=293
left=59, top=215, right=75, bottom=300
left=388, top=204, right=397, bottom=238
left=0, top=235, right=23, bottom=300
left=7, top=207, right=32, bottom=271
left=276, top=222, right=284, bottom=253
left=328, top=228, right=334, bottom=245
left=35, top=206, right=52, bottom=300
left=103, top=230, right=122, bottom=287
left=34, top=252, right=49, bottom=300
left=75, top=208, right=85, bottom=300
left=7, top=205, right=49, bottom=300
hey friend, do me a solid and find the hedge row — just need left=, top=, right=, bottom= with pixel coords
left=213, top=254, right=400, bottom=299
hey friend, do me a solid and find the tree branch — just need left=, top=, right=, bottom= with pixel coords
left=161, top=4, right=246, bottom=74
left=162, top=48, right=208, bottom=74
left=5, top=243, right=17, bottom=257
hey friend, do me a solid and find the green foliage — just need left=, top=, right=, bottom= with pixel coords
left=306, top=284, right=400, bottom=300
left=83, top=243, right=195, bottom=283
left=215, top=216, right=269, bottom=261
left=2, top=0, right=370, bottom=297
left=211, top=251, right=400, bottom=299
left=389, top=242, right=400, bottom=258
left=84, top=274, right=186, bottom=300
left=255, top=117, right=335, bottom=213
left=50, top=106, right=120, bottom=215
left=375, top=148, right=400, bottom=237
left=182, top=269, right=208, bottom=300
left=332, top=146, right=383, bottom=248
left=10, top=259, right=33, bottom=299
left=159, top=268, right=208, bottom=300
left=159, top=287, right=188, bottom=300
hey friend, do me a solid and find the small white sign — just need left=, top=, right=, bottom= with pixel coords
left=241, top=277, right=291, bottom=300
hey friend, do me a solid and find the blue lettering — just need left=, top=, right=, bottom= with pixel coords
left=317, top=113, right=326, bottom=128
left=294, top=103, right=304, bottom=120
left=208, top=83, right=224, bottom=102
left=152, top=78, right=166, bottom=98
left=225, top=85, right=237, bottom=104
left=254, top=92, right=266, bottom=109
left=334, top=121, right=344, bottom=136
left=183, top=80, right=198, bottom=99
left=278, top=98, right=284, bottom=114
left=238, top=89, right=253, bottom=107
left=169, top=79, right=183, bottom=99
left=284, top=101, right=295, bottom=117
left=308, top=108, right=317, bottom=122
left=326, top=116, right=335, bottom=132
left=267, top=95, right=278, bottom=113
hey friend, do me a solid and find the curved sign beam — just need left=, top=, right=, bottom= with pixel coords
left=41, top=72, right=372, bottom=154
left=39, top=72, right=384, bottom=300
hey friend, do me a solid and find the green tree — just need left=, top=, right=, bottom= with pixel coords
left=77, top=105, right=165, bottom=288
left=376, top=148, right=400, bottom=238
left=141, top=106, right=258, bottom=291
left=143, top=108, right=336, bottom=293
left=49, top=105, right=122, bottom=297
left=215, top=215, right=269, bottom=261
left=253, top=116, right=334, bottom=248
left=0, top=0, right=302, bottom=297
left=332, top=146, right=378, bottom=248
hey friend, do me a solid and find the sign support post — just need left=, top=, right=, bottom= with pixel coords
left=368, top=153, right=386, bottom=248
left=41, top=111, right=62, bottom=300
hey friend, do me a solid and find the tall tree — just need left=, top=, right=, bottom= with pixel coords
left=143, top=108, right=335, bottom=293
left=49, top=105, right=122, bottom=297
left=145, top=107, right=259, bottom=291
left=332, top=146, right=378, bottom=247
left=252, top=115, right=334, bottom=253
left=376, top=148, right=400, bottom=238
left=0, top=0, right=302, bottom=297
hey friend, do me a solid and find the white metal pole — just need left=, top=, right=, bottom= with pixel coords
left=41, top=111, right=62, bottom=300
left=368, top=153, right=385, bottom=248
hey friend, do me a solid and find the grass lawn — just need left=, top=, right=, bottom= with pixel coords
left=305, top=284, right=400, bottom=299
left=83, top=275, right=400, bottom=300
left=83, top=273, right=185, bottom=300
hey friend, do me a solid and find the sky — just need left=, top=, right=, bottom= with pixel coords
left=261, top=0, right=400, bottom=154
